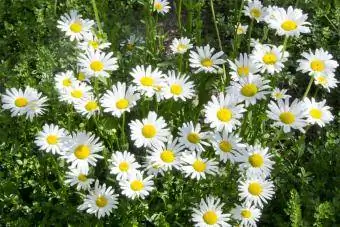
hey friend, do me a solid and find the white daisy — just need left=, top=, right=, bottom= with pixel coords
left=303, top=98, right=334, bottom=127
left=229, top=74, right=271, bottom=107
left=236, top=23, right=248, bottom=35
left=120, top=34, right=144, bottom=53
left=129, top=111, right=170, bottom=148
left=228, top=53, right=260, bottom=81
left=192, top=196, right=231, bottom=227
left=60, top=82, right=93, bottom=104
left=119, top=171, right=154, bottom=200
left=189, top=45, right=226, bottom=74
left=78, top=49, right=118, bottom=78
left=78, top=32, right=111, bottom=52
left=78, top=180, right=118, bottom=219
left=238, top=177, right=275, bottom=208
left=64, top=167, right=94, bottom=191
left=271, top=88, right=291, bottom=100
left=237, top=144, right=274, bottom=177
left=266, top=98, right=308, bottom=133
left=170, top=37, right=193, bottom=54
left=313, top=73, right=338, bottom=92
left=267, top=6, right=310, bottom=37
left=62, top=131, right=104, bottom=173
left=162, top=71, right=195, bottom=101
left=211, top=131, right=246, bottom=163
left=130, top=65, right=165, bottom=97
left=181, top=151, right=219, bottom=180
left=57, top=10, right=94, bottom=41
left=34, top=123, right=68, bottom=155
left=231, top=203, right=261, bottom=227
left=178, top=121, right=210, bottom=152
left=74, top=95, right=100, bottom=118
left=243, top=0, right=267, bottom=22
left=54, top=71, right=77, bottom=93
left=100, top=82, right=140, bottom=118
left=204, top=93, right=246, bottom=132
left=250, top=43, right=289, bottom=75
left=297, top=48, right=338, bottom=77
left=109, top=151, right=141, bottom=180
left=153, top=0, right=171, bottom=15
left=143, top=156, right=165, bottom=177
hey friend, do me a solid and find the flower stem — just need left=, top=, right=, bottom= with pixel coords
left=302, top=77, right=314, bottom=99
left=232, top=0, right=245, bottom=58
left=247, top=19, right=254, bottom=53
left=177, top=0, right=182, bottom=34
left=281, top=36, right=289, bottom=58
left=91, top=0, right=103, bottom=34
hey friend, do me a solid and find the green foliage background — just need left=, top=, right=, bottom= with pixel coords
left=0, top=0, right=339, bottom=226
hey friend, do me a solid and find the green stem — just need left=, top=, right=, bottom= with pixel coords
left=302, top=77, right=314, bottom=99
left=281, top=36, right=289, bottom=58
left=91, top=0, right=103, bottom=34
left=121, top=112, right=126, bottom=148
left=232, top=0, right=245, bottom=58
left=177, top=0, right=182, bottom=34
left=178, top=54, right=183, bottom=72
left=247, top=19, right=254, bottom=53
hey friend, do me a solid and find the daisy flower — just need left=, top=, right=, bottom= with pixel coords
left=181, top=151, right=219, bottom=180
left=313, top=73, right=338, bottom=92
left=237, top=144, right=274, bottom=177
left=231, top=203, right=261, bottom=227
left=119, top=171, right=154, bottom=200
left=57, top=10, right=94, bottom=41
left=228, top=74, right=271, bottom=107
left=78, top=33, right=111, bottom=52
left=267, top=98, right=308, bottom=133
left=62, top=131, right=104, bottom=173
left=191, top=196, right=231, bottom=226
left=243, top=0, right=267, bottom=22
left=143, top=157, right=165, bottom=177
left=236, top=23, right=248, bottom=35
left=34, top=123, right=68, bottom=155
left=266, top=6, right=310, bottom=37
left=178, top=121, right=210, bottom=152
left=271, top=88, right=291, bottom=100
left=297, top=48, right=338, bottom=77
left=54, top=71, right=77, bottom=93
left=74, top=95, right=100, bottom=118
left=78, top=180, right=118, bottom=219
left=100, top=82, right=140, bottom=118
left=189, top=45, right=226, bottom=74
left=170, top=37, right=193, bottom=54
left=129, top=111, right=170, bottom=148
left=64, top=167, right=94, bottom=191
left=238, top=177, right=275, bottom=208
left=120, top=34, right=144, bottom=53
left=204, top=93, right=246, bottom=132
left=303, top=98, right=334, bottom=127
left=1, top=87, right=48, bottom=121
left=162, top=71, right=195, bottom=101
left=109, top=151, right=141, bottom=180
left=228, top=53, right=260, bottom=81
left=153, top=0, right=171, bottom=15
left=130, top=65, right=165, bottom=97
left=211, top=131, right=246, bottom=163
left=76, top=71, right=88, bottom=82
left=78, top=49, right=118, bottom=78
left=60, top=82, right=93, bottom=104
left=250, top=43, right=289, bottom=75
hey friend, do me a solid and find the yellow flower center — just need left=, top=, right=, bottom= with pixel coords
left=187, top=133, right=200, bottom=144
left=248, top=153, right=264, bottom=167
left=77, top=174, right=87, bottom=182
left=237, top=66, right=250, bottom=76
left=119, top=161, right=129, bottom=172
left=262, top=52, right=277, bottom=65
left=140, top=77, right=154, bottom=86
left=219, top=140, right=232, bottom=153
left=315, top=76, right=327, bottom=85
left=142, top=124, right=157, bottom=138
left=63, top=78, right=72, bottom=86
left=237, top=26, right=245, bottom=34
left=281, top=20, right=298, bottom=31
left=77, top=72, right=85, bottom=81
left=192, top=160, right=206, bottom=172
left=201, top=58, right=213, bottom=67
left=90, top=60, right=104, bottom=72
left=241, top=209, right=252, bottom=219
left=116, top=98, right=129, bottom=109
left=241, top=83, right=258, bottom=97
left=217, top=108, right=233, bottom=122
left=154, top=2, right=163, bottom=11
left=279, top=112, right=296, bottom=124
left=126, top=43, right=134, bottom=51
left=71, top=89, right=83, bottom=99
left=177, top=43, right=187, bottom=52
left=170, top=84, right=183, bottom=95
left=130, top=180, right=144, bottom=191
left=14, top=97, right=28, bottom=107
left=69, top=22, right=82, bottom=33
left=203, top=210, right=218, bottom=225
left=310, top=60, right=325, bottom=72
left=160, top=150, right=175, bottom=163
left=250, top=8, right=261, bottom=18
left=248, top=182, right=263, bottom=196
left=274, top=92, right=283, bottom=99
left=46, top=135, right=58, bottom=145
left=89, top=40, right=99, bottom=49
left=74, top=145, right=90, bottom=159
left=85, top=101, right=98, bottom=111
left=95, top=195, right=108, bottom=208
left=309, top=108, right=322, bottom=119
